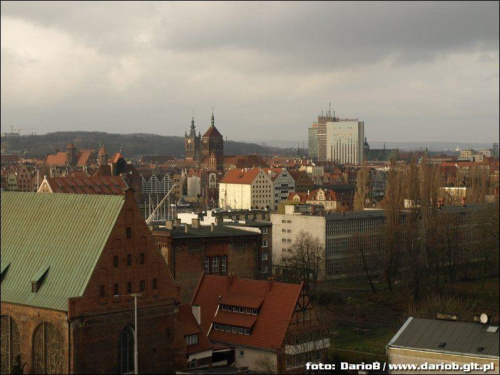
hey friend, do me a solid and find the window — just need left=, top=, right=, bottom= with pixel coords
left=238, top=327, right=244, bottom=334
left=212, top=257, right=220, bottom=272
left=114, top=283, right=119, bottom=295
left=222, top=305, right=228, bottom=311
left=140, top=280, right=145, bottom=292
left=204, top=257, right=210, bottom=272
left=114, top=256, right=119, bottom=267
left=262, top=240, right=268, bottom=247
left=100, top=285, right=105, bottom=297
left=252, top=309, right=258, bottom=315
left=221, top=256, right=227, bottom=272
left=239, top=350, right=245, bottom=357
left=262, top=252, right=268, bottom=261
left=233, top=306, right=238, bottom=313
left=214, top=323, right=219, bottom=330
left=139, top=253, right=145, bottom=265
left=186, top=334, right=198, bottom=345
left=127, top=254, right=132, bottom=266
left=232, top=327, right=237, bottom=333
left=244, top=329, right=250, bottom=335
left=262, top=265, right=269, bottom=273
left=126, top=227, right=132, bottom=239
left=225, top=326, right=231, bottom=333
left=262, top=227, right=268, bottom=234
left=152, top=278, right=158, bottom=290
left=127, top=282, right=132, bottom=293
left=246, top=308, right=251, bottom=314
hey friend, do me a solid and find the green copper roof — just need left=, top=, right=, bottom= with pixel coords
left=1, top=192, right=125, bottom=311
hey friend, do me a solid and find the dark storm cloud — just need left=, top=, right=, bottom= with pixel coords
left=1, top=1, right=498, bottom=142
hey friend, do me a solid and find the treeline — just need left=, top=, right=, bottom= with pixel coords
left=4, top=131, right=281, bottom=158
left=349, top=156, right=499, bottom=301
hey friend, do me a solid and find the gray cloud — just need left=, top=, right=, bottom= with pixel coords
left=1, top=1, right=498, bottom=143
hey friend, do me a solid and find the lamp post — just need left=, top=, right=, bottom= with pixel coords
left=114, top=293, right=142, bottom=374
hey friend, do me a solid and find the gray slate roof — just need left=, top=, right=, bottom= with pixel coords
left=388, top=317, right=499, bottom=359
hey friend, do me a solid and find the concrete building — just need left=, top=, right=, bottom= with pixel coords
left=326, top=119, right=365, bottom=165
left=219, top=168, right=274, bottom=210
left=263, top=168, right=296, bottom=209
left=387, top=317, right=499, bottom=374
left=308, top=126, right=319, bottom=160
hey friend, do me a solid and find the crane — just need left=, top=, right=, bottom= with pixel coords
left=145, top=184, right=177, bottom=225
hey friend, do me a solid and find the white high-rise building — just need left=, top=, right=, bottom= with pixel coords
left=326, top=120, right=364, bottom=165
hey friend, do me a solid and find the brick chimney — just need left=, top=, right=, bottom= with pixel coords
left=192, top=218, right=200, bottom=229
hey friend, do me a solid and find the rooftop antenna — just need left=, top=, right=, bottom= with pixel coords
left=329, top=102, right=332, bottom=117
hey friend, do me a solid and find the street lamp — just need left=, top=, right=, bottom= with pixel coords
left=114, top=293, right=142, bottom=374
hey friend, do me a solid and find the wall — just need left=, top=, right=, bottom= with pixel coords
left=234, top=346, right=277, bottom=373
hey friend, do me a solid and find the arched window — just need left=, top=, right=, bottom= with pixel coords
left=1, top=315, right=21, bottom=374
left=32, top=322, right=63, bottom=374
left=119, top=326, right=135, bottom=374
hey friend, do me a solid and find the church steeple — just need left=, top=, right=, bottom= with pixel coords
left=211, top=108, right=215, bottom=127
left=190, top=116, right=196, bottom=136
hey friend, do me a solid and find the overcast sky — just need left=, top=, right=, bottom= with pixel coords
left=1, top=1, right=498, bottom=144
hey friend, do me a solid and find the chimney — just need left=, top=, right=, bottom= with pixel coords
left=174, top=218, right=181, bottom=228
left=191, top=305, right=201, bottom=325
left=211, top=223, right=215, bottom=232
left=436, top=313, right=458, bottom=321
left=192, top=218, right=200, bottom=229
left=184, top=224, right=190, bottom=233
left=165, top=220, right=173, bottom=230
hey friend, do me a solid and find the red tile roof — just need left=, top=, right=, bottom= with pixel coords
left=43, top=176, right=127, bottom=195
left=202, top=126, right=223, bottom=138
left=212, top=311, right=258, bottom=328
left=191, top=275, right=303, bottom=351
left=288, top=192, right=307, bottom=202
left=110, top=152, right=124, bottom=164
left=219, top=293, right=264, bottom=309
left=45, top=150, right=95, bottom=167
left=220, top=168, right=262, bottom=184
left=178, top=304, right=213, bottom=355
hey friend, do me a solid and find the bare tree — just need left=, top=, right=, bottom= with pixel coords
left=346, top=232, right=378, bottom=294
left=283, top=232, right=324, bottom=290
left=354, top=167, right=371, bottom=211
left=406, top=293, right=475, bottom=322
left=380, top=160, right=405, bottom=292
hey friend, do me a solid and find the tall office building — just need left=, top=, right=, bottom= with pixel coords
left=308, top=125, right=319, bottom=159
left=308, top=106, right=335, bottom=161
left=326, top=119, right=364, bottom=165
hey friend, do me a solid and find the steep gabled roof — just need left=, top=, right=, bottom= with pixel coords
left=1, top=192, right=125, bottom=311
left=178, top=304, right=213, bottom=355
left=191, top=275, right=303, bottom=351
left=42, top=176, right=127, bottom=195
left=202, top=126, right=223, bottom=138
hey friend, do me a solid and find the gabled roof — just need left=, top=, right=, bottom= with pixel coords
left=110, top=152, right=124, bottom=164
left=178, top=304, right=213, bottom=355
left=1, top=192, right=125, bottom=311
left=42, top=176, right=127, bottom=195
left=191, top=275, right=303, bottom=351
left=388, top=317, right=499, bottom=359
left=220, top=168, right=262, bottom=185
left=45, top=150, right=95, bottom=167
left=202, top=126, right=223, bottom=138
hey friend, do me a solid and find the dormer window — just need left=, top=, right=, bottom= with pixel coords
left=31, top=265, right=50, bottom=293
left=186, top=334, right=198, bottom=346
left=252, top=309, right=258, bottom=315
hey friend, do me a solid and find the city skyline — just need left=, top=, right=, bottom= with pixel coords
left=1, top=1, right=499, bottom=143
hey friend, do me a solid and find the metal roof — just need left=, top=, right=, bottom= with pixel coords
left=153, top=225, right=260, bottom=239
left=388, top=317, right=499, bottom=359
left=1, top=192, right=124, bottom=311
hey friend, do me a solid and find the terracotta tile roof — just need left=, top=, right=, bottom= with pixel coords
left=202, top=126, right=223, bottom=138
left=98, top=145, right=108, bottom=156
left=288, top=192, right=307, bottom=202
left=44, top=176, right=127, bottom=195
left=191, top=275, right=303, bottom=351
left=213, top=311, right=258, bottom=328
left=224, top=155, right=269, bottom=168
left=110, top=152, right=124, bottom=164
left=220, top=168, right=261, bottom=184
left=45, top=150, right=95, bottom=167
left=178, top=304, right=213, bottom=355
left=219, top=293, right=264, bottom=309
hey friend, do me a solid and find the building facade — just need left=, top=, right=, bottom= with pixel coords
left=326, top=120, right=365, bottom=165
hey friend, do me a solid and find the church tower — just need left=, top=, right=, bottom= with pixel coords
left=65, top=142, right=77, bottom=167
left=98, top=144, right=108, bottom=166
left=185, top=117, right=201, bottom=160
left=201, top=110, right=224, bottom=158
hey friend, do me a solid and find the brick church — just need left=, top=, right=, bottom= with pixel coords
left=185, top=111, right=224, bottom=170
